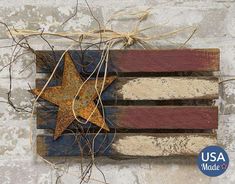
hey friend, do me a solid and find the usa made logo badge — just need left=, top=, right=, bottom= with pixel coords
left=197, top=146, right=229, bottom=177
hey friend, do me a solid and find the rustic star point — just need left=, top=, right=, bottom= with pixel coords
left=32, top=52, right=116, bottom=139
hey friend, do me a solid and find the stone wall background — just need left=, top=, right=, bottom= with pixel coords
left=0, top=0, right=235, bottom=183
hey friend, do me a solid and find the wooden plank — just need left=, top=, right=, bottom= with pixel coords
left=37, top=133, right=217, bottom=157
left=36, top=77, right=218, bottom=101
left=37, top=106, right=218, bottom=130
left=36, top=49, right=220, bottom=74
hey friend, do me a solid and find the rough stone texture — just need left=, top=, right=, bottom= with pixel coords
left=0, top=0, right=235, bottom=183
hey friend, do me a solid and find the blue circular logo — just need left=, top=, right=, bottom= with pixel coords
left=197, top=146, right=229, bottom=177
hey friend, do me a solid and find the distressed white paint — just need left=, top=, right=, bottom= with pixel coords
left=119, top=77, right=218, bottom=100
left=112, top=134, right=216, bottom=156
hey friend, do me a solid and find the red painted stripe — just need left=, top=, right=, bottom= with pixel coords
left=110, top=49, right=219, bottom=72
left=37, top=106, right=218, bottom=130
left=113, top=106, right=218, bottom=129
left=36, top=49, right=220, bottom=73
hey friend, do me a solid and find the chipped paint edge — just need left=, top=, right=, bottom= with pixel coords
left=112, top=134, right=217, bottom=156
left=118, top=77, right=218, bottom=100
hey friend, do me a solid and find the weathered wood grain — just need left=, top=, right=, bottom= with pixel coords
left=36, top=77, right=218, bottom=101
left=35, top=49, right=219, bottom=158
left=36, top=49, right=220, bottom=74
left=37, top=106, right=218, bottom=130
left=37, top=133, right=217, bottom=157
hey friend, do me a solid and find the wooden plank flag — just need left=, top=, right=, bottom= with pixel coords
left=34, top=49, right=219, bottom=157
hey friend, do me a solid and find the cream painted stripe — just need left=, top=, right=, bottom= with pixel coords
left=112, top=134, right=216, bottom=156
left=118, top=77, right=218, bottom=100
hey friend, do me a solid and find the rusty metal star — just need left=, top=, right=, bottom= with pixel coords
left=32, top=52, right=116, bottom=139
